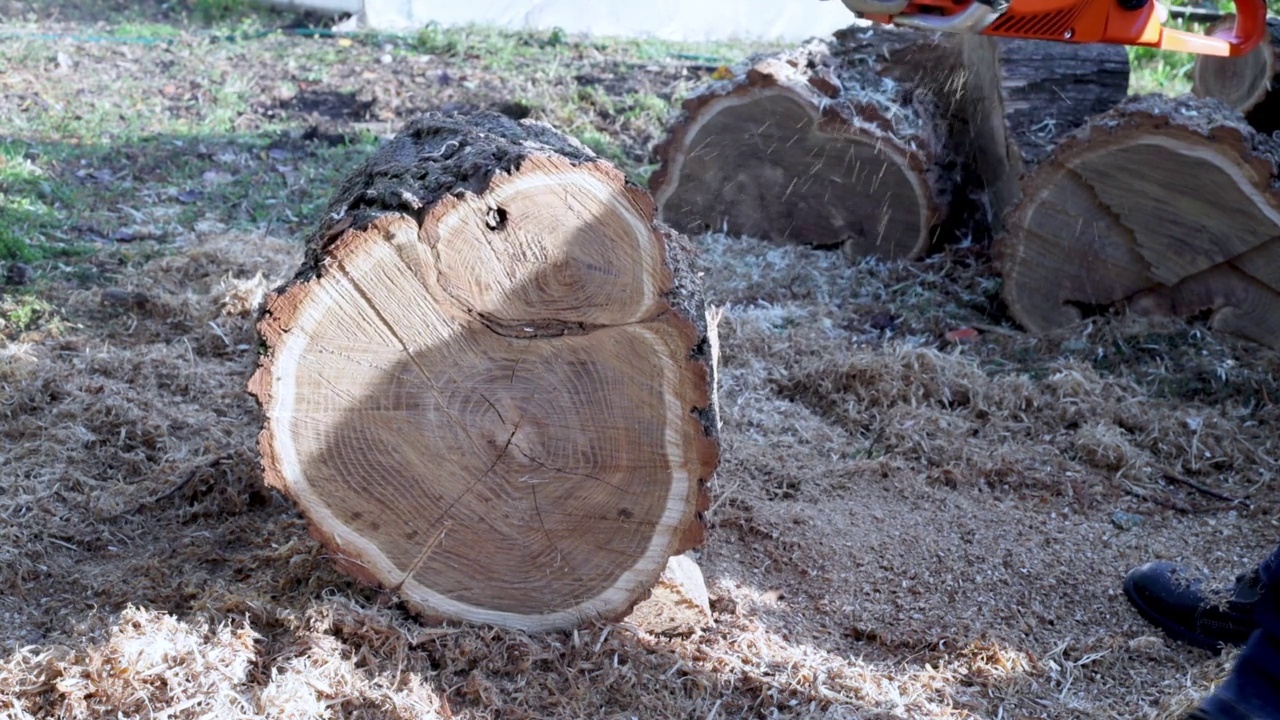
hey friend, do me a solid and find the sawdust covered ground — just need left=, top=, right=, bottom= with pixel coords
left=1, top=225, right=1279, bottom=719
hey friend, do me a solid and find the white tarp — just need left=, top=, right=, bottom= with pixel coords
left=271, top=0, right=858, bottom=41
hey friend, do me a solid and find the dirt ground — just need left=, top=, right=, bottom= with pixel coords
left=2, top=5, right=1280, bottom=720
left=2, top=222, right=1279, bottom=719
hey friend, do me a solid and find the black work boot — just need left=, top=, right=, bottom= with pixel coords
left=1177, top=628, right=1280, bottom=719
left=1124, top=561, right=1262, bottom=652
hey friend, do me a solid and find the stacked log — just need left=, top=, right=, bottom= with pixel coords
left=248, top=112, right=720, bottom=632
left=951, top=36, right=1131, bottom=231
left=649, top=23, right=1280, bottom=349
left=986, top=25, right=1280, bottom=350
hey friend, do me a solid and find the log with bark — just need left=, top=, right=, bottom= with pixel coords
left=994, top=94, right=1280, bottom=350
left=649, top=27, right=955, bottom=262
left=1193, top=16, right=1280, bottom=135
left=648, top=25, right=1130, bottom=259
left=953, top=36, right=1130, bottom=233
left=247, top=111, right=720, bottom=632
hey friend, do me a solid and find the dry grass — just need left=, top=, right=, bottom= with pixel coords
left=0, top=225, right=1278, bottom=719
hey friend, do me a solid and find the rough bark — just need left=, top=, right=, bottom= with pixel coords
left=649, top=27, right=954, bottom=262
left=994, top=95, right=1280, bottom=350
left=952, top=36, right=1130, bottom=233
left=247, top=111, right=720, bottom=631
left=1193, top=17, right=1280, bottom=135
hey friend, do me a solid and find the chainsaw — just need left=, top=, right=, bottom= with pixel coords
left=832, top=0, right=1267, bottom=55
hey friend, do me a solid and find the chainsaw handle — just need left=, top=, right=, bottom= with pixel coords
left=1157, top=0, right=1267, bottom=57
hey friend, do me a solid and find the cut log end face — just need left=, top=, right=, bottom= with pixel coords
left=1193, top=43, right=1273, bottom=114
left=652, top=65, right=939, bottom=260
left=998, top=96, right=1280, bottom=347
left=1192, top=17, right=1280, bottom=127
left=251, top=152, right=717, bottom=632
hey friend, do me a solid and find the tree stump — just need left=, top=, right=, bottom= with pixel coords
left=1193, top=17, right=1280, bottom=135
left=649, top=28, right=954, bottom=261
left=247, top=112, right=719, bottom=632
left=994, top=95, right=1280, bottom=350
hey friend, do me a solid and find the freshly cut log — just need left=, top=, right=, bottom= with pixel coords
left=648, top=26, right=1130, bottom=259
left=953, top=36, right=1130, bottom=231
left=1193, top=17, right=1280, bottom=135
left=247, top=112, right=719, bottom=632
left=649, top=28, right=954, bottom=261
left=994, top=94, right=1280, bottom=350
left=976, top=39, right=1130, bottom=166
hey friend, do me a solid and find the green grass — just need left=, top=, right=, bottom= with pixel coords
left=0, top=14, right=751, bottom=308
left=2, top=132, right=379, bottom=254
left=1128, top=45, right=1195, bottom=95
left=192, top=0, right=250, bottom=22
left=572, top=127, right=628, bottom=164
left=3, top=4, right=1243, bottom=290
left=111, top=22, right=184, bottom=39
left=0, top=110, right=381, bottom=279
left=0, top=292, right=59, bottom=335
left=619, top=93, right=671, bottom=125
left=414, top=22, right=564, bottom=67
left=412, top=21, right=781, bottom=70
left=0, top=140, right=87, bottom=263
left=0, top=12, right=403, bottom=281
left=1125, top=12, right=1207, bottom=96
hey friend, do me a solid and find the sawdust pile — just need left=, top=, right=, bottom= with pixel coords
left=1, top=228, right=1277, bottom=719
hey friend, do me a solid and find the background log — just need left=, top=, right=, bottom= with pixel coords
left=649, top=28, right=955, bottom=262
left=994, top=95, right=1280, bottom=350
left=649, top=27, right=1130, bottom=259
left=1193, top=17, right=1280, bottom=135
left=247, top=111, right=720, bottom=632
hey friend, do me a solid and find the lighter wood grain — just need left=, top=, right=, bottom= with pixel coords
left=1232, top=236, right=1280, bottom=293
left=1068, top=135, right=1280, bottom=285
left=251, top=142, right=716, bottom=631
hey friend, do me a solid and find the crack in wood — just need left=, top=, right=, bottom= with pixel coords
left=395, top=420, right=522, bottom=590
left=335, top=257, right=489, bottom=461
left=334, top=255, right=533, bottom=590
left=510, top=443, right=631, bottom=495
left=1059, top=162, right=1153, bottom=310
left=530, top=483, right=565, bottom=569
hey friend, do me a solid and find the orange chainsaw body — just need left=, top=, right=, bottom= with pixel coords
left=860, top=0, right=1267, bottom=56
